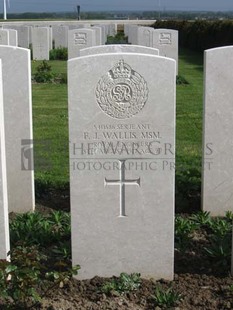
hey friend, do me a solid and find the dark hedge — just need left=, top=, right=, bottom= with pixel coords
left=153, top=20, right=233, bottom=52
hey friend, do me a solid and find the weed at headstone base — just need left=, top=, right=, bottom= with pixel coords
left=33, top=60, right=54, bottom=83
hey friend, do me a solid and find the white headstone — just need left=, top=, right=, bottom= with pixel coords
left=16, top=26, right=30, bottom=48
left=0, top=46, right=35, bottom=213
left=91, top=26, right=102, bottom=46
left=53, top=25, right=68, bottom=48
left=137, top=27, right=153, bottom=47
left=232, top=226, right=233, bottom=275
left=124, top=24, right=129, bottom=37
left=202, top=46, right=233, bottom=216
left=68, top=53, right=176, bottom=280
left=152, top=29, right=179, bottom=74
left=107, top=24, right=116, bottom=37
left=128, top=25, right=138, bottom=45
left=0, top=60, right=10, bottom=260
left=79, top=44, right=159, bottom=57
left=68, top=28, right=96, bottom=60
left=69, top=24, right=91, bottom=30
left=8, top=29, right=18, bottom=46
left=94, top=25, right=107, bottom=44
left=49, top=27, right=53, bottom=50
left=0, top=30, right=9, bottom=45
left=32, top=27, right=50, bottom=60
left=29, top=26, right=32, bottom=45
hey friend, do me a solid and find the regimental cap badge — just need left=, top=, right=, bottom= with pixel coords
left=96, top=59, right=149, bottom=119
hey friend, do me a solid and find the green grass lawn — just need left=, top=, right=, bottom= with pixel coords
left=32, top=61, right=68, bottom=186
left=176, top=49, right=204, bottom=211
left=31, top=60, right=67, bottom=76
left=176, top=48, right=203, bottom=164
left=32, top=50, right=204, bottom=208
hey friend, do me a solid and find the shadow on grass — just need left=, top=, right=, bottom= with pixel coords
left=179, top=48, right=204, bottom=73
left=35, top=179, right=70, bottom=212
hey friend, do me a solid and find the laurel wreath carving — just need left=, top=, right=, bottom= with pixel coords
left=95, top=62, right=149, bottom=120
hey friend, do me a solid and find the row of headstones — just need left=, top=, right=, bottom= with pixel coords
left=0, top=24, right=116, bottom=60
left=0, top=41, right=232, bottom=280
left=0, top=24, right=177, bottom=66
left=0, top=29, right=18, bottom=46
left=125, top=25, right=178, bottom=74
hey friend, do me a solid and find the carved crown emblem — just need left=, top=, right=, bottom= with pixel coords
left=110, top=60, right=131, bottom=79
left=95, top=59, right=149, bottom=120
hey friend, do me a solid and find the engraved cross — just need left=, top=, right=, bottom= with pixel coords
left=104, top=160, right=140, bottom=217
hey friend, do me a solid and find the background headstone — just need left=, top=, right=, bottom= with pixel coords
left=94, top=25, right=107, bottom=44
left=8, top=29, right=18, bottom=46
left=68, top=28, right=96, bottom=59
left=137, top=27, right=153, bottom=47
left=0, top=46, right=35, bottom=213
left=32, top=27, right=50, bottom=60
left=68, top=24, right=91, bottom=30
left=232, top=226, right=233, bottom=276
left=153, top=29, right=179, bottom=74
left=91, top=26, right=102, bottom=46
left=49, top=27, right=53, bottom=50
left=52, top=25, right=68, bottom=48
left=16, top=26, right=30, bottom=48
left=0, top=30, right=9, bottom=45
left=128, top=25, right=138, bottom=45
left=68, top=53, right=176, bottom=280
left=79, top=44, right=159, bottom=57
left=0, top=60, right=10, bottom=260
left=202, top=46, right=233, bottom=216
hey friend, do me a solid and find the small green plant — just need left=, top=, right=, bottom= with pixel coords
left=51, top=240, right=71, bottom=261
left=175, top=215, right=198, bottom=251
left=45, top=264, right=80, bottom=289
left=225, top=211, right=233, bottom=221
left=49, top=47, right=68, bottom=60
left=190, top=211, right=211, bottom=227
left=204, top=217, right=232, bottom=268
left=207, top=218, right=232, bottom=238
left=101, top=272, right=141, bottom=295
left=176, top=75, right=189, bottom=85
left=56, top=72, right=67, bottom=84
left=106, top=32, right=128, bottom=44
left=175, top=159, right=201, bottom=213
left=0, top=246, right=45, bottom=308
left=0, top=245, right=80, bottom=309
left=10, top=211, right=71, bottom=247
left=151, top=285, right=182, bottom=308
left=34, top=60, right=54, bottom=83
left=204, top=235, right=231, bottom=268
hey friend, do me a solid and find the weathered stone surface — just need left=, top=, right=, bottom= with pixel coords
left=79, top=44, right=159, bottom=57
left=32, top=27, right=50, bottom=60
left=137, top=26, right=154, bottom=47
left=52, top=25, right=68, bottom=48
left=202, top=46, right=233, bottom=216
left=8, top=29, right=18, bottom=46
left=68, top=28, right=96, bottom=59
left=91, top=26, right=102, bottom=46
left=16, top=26, right=30, bottom=48
left=0, top=30, right=9, bottom=45
left=0, top=60, right=10, bottom=260
left=0, top=46, right=35, bottom=213
left=68, top=53, right=175, bottom=280
left=153, top=29, right=179, bottom=74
